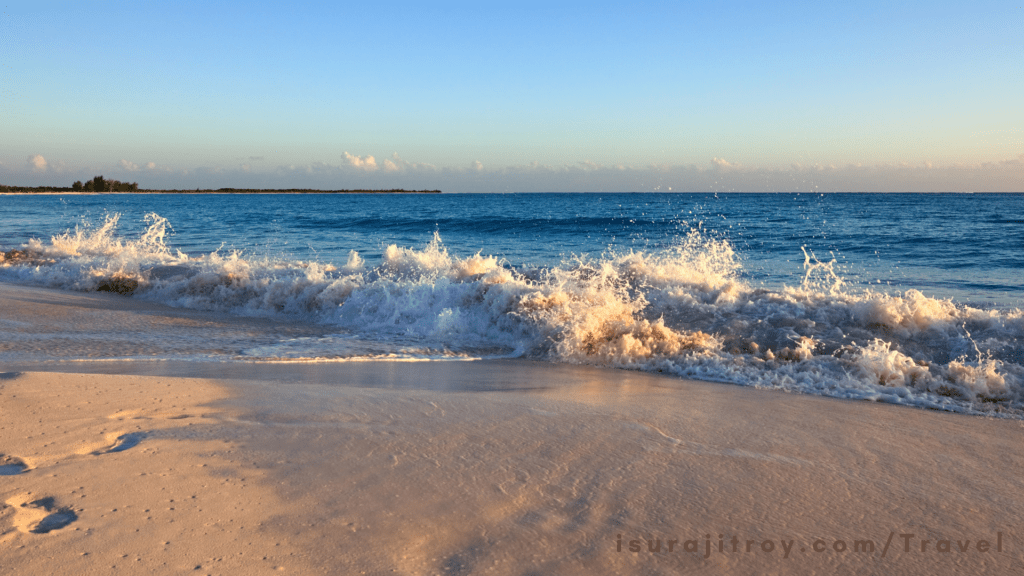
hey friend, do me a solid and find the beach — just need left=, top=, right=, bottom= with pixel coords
left=2, top=281, right=1022, bottom=575
left=4, top=0, right=1022, bottom=569
left=3, top=0, right=1021, bottom=570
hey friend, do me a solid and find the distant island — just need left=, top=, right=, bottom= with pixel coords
left=0, top=176, right=441, bottom=194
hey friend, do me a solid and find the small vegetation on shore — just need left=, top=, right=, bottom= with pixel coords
left=0, top=177, right=441, bottom=194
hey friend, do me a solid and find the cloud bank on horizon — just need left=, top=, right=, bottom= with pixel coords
left=7, top=152, right=1022, bottom=193
left=1, top=1, right=1021, bottom=192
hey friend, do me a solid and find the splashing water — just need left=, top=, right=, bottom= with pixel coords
left=2, top=212, right=1022, bottom=417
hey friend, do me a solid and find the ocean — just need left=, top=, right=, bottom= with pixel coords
left=2, top=192, right=1022, bottom=416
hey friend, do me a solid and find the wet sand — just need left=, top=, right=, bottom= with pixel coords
left=1, top=282, right=1023, bottom=575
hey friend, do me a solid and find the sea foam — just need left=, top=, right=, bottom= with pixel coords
left=3, top=212, right=1022, bottom=416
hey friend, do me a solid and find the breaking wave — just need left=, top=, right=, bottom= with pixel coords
left=3, top=212, right=1022, bottom=416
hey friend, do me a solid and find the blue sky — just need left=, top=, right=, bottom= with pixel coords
left=1, top=1, right=1021, bottom=191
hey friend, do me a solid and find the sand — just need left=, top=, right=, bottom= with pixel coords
left=0, top=371, right=299, bottom=574
left=1, top=283, right=1023, bottom=575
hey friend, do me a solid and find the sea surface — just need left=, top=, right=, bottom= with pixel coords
left=2, top=192, right=1022, bottom=415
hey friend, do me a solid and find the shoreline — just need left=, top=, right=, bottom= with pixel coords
left=1, top=282, right=1023, bottom=573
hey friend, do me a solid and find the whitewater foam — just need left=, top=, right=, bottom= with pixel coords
left=2, top=212, right=1022, bottom=417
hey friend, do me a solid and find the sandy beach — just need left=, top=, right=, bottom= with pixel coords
left=2, top=283, right=1023, bottom=575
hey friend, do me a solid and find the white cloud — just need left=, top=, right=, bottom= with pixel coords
left=146, top=162, right=157, bottom=170
left=119, top=159, right=140, bottom=171
left=28, top=154, right=47, bottom=171
left=377, top=153, right=436, bottom=173
left=471, top=160, right=484, bottom=172
left=711, top=157, right=737, bottom=170
left=342, top=151, right=377, bottom=171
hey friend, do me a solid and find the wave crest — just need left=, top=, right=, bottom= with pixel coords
left=3, top=212, right=1022, bottom=416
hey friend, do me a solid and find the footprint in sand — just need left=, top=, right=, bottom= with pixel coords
left=6, top=496, right=78, bottom=534
left=0, top=455, right=29, bottom=476
left=93, top=432, right=146, bottom=455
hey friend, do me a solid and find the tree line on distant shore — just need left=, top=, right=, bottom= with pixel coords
left=0, top=175, right=137, bottom=193
left=73, top=175, right=139, bottom=192
left=0, top=177, right=440, bottom=194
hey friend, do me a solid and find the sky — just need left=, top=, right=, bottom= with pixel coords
left=1, top=1, right=1021, bottom=192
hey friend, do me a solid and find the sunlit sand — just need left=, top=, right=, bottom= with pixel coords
left=1, top=282, right=1022, bottom=574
